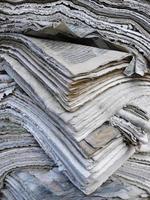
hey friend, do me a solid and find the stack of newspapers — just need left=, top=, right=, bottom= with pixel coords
left=0, top=0, right=149, bottom=76
left=0, top=0, right=150, bottom=200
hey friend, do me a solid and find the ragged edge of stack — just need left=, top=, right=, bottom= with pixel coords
left=112, top=95, right=150, bottom=194
left=0, top=0, right=149, bottom=75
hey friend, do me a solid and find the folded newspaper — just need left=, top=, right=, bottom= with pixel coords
left=0, top=0, right=150, bottom=199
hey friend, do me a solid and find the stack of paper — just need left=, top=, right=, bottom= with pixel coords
left=0, top=0, right=150, bottom=199
left=1, top=167, right=149, bottom=200
left=0, top=0, right=149, bottom=75
left=0, top=37, right=149, bottom=194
